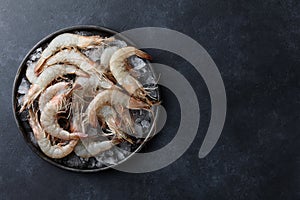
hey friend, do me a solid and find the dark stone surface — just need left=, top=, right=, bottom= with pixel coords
left=0, top=0, right=299, bottom=199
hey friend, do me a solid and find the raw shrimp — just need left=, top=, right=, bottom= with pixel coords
left=45, top=49, right=97, bottom=73
left=39, top=82, right=70, bottom=111
left=74, top=137, right=120, bottom=158
left=34, top=33, right=114, bottom=74
left=70, top=75, right=108, bottom=133
left=86, top=89, right=150, bottom=128
left=21, top=64, right=88, bottom=111
left=40, top=84, right=87, bottom=140
left=28, top=109, right=78, bottom=159
left=98, top=106, right=133, bottom=144
left=100, top=46, right=119, bottom=69
left=97, top=106, right=117, bottom=128
left=44, top=48, right=114, bottom=88
left=109, top=47, right=152, bottom=102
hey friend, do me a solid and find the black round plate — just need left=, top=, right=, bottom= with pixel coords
left=12, top=25, right=159, bottom=172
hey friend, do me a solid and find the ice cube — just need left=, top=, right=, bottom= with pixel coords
left=134, top=124, right=144, bottom=138
left=104, top=156, right=117, bottom=165
left=130, top=56, right=146, bottom=70
left=82, top=46, right=104, bottom=62
left=135, top=118, right=142, bottom=124
left=80, top=157, right=89, bottom=162
left=29, top=132, right=38, bottom=146
left=36, top=47, right=42, bottom=54
left=115, top=149, right=126, bottom=160
left=17, top=95, right=24, bottom=106
left=88, top=157, right=97, bottom=168
left=18, top=79, right=29, bottom=94
left=141, top=120, right=150, bottom=129
left=135, top=67, right=155, bottom=84
left=96, top=161, right=103, bottom=168
left=119, top=142, right=132, bottom=152
left=26, top=61, right=38, bottom=84
left=108, top=39, right=127, bottom=48
left=145, top=75, right=155, bottom=84
left=139, top=67, right=148, bottom=74
left=74, top=31, right=88, bottom=36
left=106, top=149, right=114, bottom=157
left=95, top=151, right=116, bottom=165
left=29, top=48, right=42, bottom=62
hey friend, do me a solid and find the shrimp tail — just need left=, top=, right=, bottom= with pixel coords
left=135, top=49, right=152, bottom=60
left=20, top=87, right=42, bottom=112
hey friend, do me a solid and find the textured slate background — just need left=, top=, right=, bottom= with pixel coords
left=0, top=0, right=299, bottom=199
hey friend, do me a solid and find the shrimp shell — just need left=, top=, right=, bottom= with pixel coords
left=45, top=48, right=98, bottom=73
left=40, top=86, right=87, bottom=140
left=21, top=64, right=88, bottom=112
left=39, top=82, right=70, bottom=111
left=45, top=48, right=114, bottom=89
left=74, top=138, right=116, bottom=158
left=109, top=47, right=151, bottom=98
left=86, top=89, right=150, bottom=128
left=98, top=106, right=134, bottom=143
left=34, top=33, right=114, bottom=74
left=100, top=46, right=119, bottom=69
left=28, top=109, right=78, bottom=159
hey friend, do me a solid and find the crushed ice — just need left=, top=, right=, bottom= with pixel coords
left=26, top=61, right=38, bottom=84
left=18, top=78, right=29, bottom=94
left=130, top=56, right=146, bottom=70
left=107, top=39, right=127, bottom=48
left=95, top=146, right=131, bottom=166
left=82, top=46, right=104, bottom=62
left=29, top=47, right=42, bottom=62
